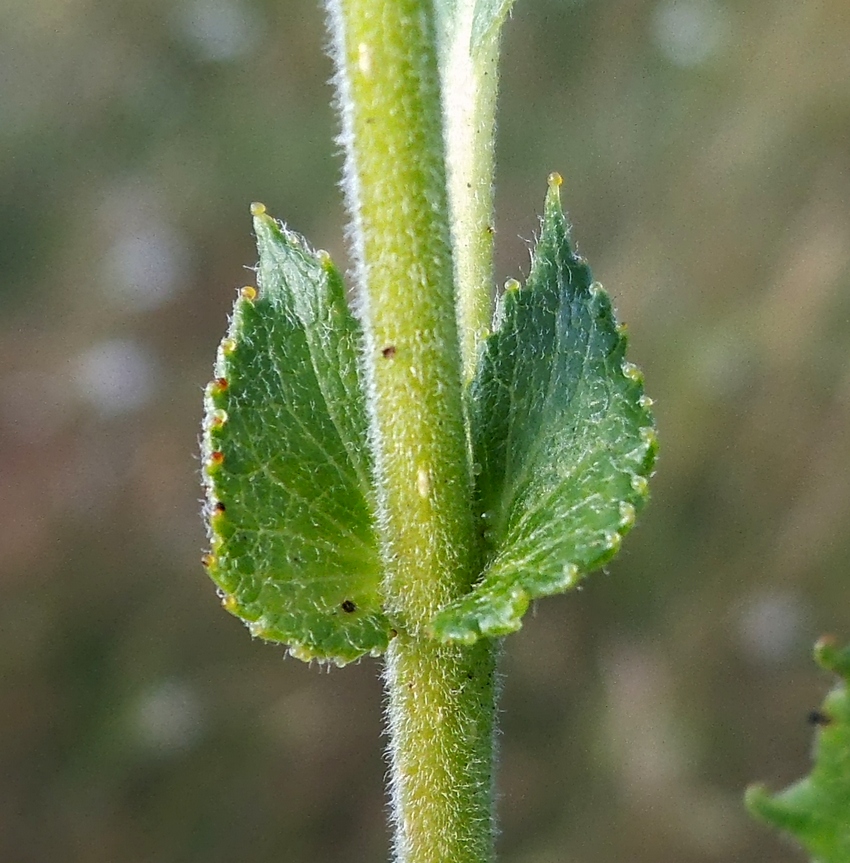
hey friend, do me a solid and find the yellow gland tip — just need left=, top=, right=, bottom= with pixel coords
left=250, top=202, right=267, bottom=216
left=221, top=594, right=238, bottom=613
left=547, top=171, right=563, bottom=188
left=240, top=285, right=257, bottom=300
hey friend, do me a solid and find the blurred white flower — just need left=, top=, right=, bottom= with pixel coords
left=652, top=0, right=730, bottom=67
left=102, top=222, right=189, bottom=312
left=133, top=679, right=205, bottom=754
left=172, top=0, right=261, bottom=62
left=73, top=338, right=159, bottom=416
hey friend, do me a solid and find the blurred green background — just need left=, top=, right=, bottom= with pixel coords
left=3, top=0, right=849, bottom=860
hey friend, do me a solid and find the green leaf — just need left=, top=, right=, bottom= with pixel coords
left=432, top=175, right=657, bottom=643
left=746, top=638, right=850, bottom=862
left=201, top=205, right=390, bottom=665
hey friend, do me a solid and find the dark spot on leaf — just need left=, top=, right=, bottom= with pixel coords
left=341, top=600, right=356, bottom=613
left=808, top=710, right=832, bottom=726
left=382, top=345, right=397, bottom=359
left=213, top=502, right=226, bottom=513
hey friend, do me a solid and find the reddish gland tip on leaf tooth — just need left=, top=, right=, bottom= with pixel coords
left=209, top=451, right=224, bottom=467
left=212, top=377, right=228, bottom=393
left=213, top=502, right=226, bottom=514
left=201, top=553, right=215, bottom=568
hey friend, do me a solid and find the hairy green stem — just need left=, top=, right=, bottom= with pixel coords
left=385, top=636, right=497, bottom=863
left=326, top=1, right=497, bottom=860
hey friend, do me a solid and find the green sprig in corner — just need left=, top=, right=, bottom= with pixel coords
left=747, top=637, right=850, bottom=862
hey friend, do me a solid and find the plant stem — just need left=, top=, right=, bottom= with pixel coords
left=385, top=636, right=497, bottom=863
left=326, top=1, right=497, bottom=861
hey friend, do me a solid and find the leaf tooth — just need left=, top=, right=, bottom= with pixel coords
left=618, top=502, right=637, bottom=529
left=630, top=474, right=649, bottom=496
left=220, top=593, right=238, bottom=614
left=603, top=530, right=622, bottom=554
left=209, top=408, right=228, bottom=428
left=561, top=562, right=581, bottom=589
left=621, top=361, right=643, bottom=384
left=205, top=450, right=225, bottom=472
left=209, top=501, right=227, bottom=529
left=639, top=426, right=659, bottom=449
left=248, top=618, right=271, bottom=639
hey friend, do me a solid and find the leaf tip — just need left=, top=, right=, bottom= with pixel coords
left=815, top=635, right=850, bottom=679
left=744, top=783, right=772, bottom=819
left=430, top=584, right=532, bottom=645
left=250, top=201, right=267, bottom=216
left=544, top=173, right=565, bottom=218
